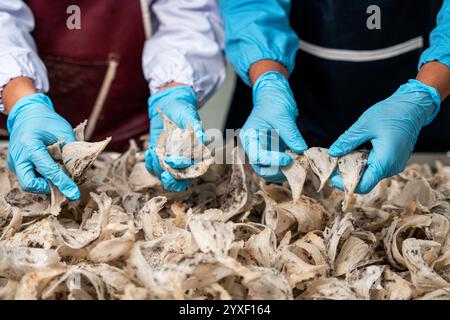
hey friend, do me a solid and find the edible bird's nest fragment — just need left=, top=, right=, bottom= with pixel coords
left=0, top=133, right=449, bottom=300
left=155, top=111, right=214, bottom=180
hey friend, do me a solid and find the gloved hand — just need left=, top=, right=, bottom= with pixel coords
left=328, top=79, right=441, bottom=193
left=7, top=93, right=80, bottom=200
left=145, top=86, right=206, bottom=192
left=240, top=71, right=308, bottom=183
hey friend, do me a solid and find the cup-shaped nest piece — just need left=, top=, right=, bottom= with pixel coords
left=337, top=150, right=368, bottom=211
left=155, top=111, right=214, bottom=180
left=61, top=138, right=111, bottom=184
left=304, top=147, right=338, bottom=192
left=281, top=151, right=309, bottom=202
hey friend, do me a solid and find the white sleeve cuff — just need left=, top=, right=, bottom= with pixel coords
left=143, top=45, right=226, bottom=106
left=144, top=47, right=195, bottom=96
left=141, top=0, right=226, bottom=107
left=0, top=52, right=49, bottom=112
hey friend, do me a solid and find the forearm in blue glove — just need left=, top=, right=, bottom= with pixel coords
left=145, top=86, right=206, bottom=192
left=7, top=93, right=80, bottom=200
left=328, top=79, right=441, bottom=194
left=240, top=71, right=308, bottom=183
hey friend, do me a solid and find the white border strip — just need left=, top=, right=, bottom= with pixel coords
left=299, top=36, right=423, bottom=62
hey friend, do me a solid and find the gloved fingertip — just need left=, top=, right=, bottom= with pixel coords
left=53, top=174, right=80, bottom=200
left=328, top=144, right=345, bottom=157
left=255, top=165, right=287, bottom=183
left=161, top=171, right=175, bottom=189
left=173, top=180, right=189, bottom=193
left=330, top=172, right=344, bottom=191
left=64, top=186, right=81, bottom=201
left=63, top=133, right=77, bottom=144
left=145, top=148, right=163, bottom=177
left=278, top=120, right=306, bottom=153
left=355, top=167, right=378, bottom=194
left=161, top=171, right=189, bottom=192
left=165, top=156, right=195, bottom=169
left=279, top=153, right=293, bottom=167
left=191, top=122, right=207, bottom=144
left=26, top=177, right=51, bottom=194
left=286, top=138, right=308, bottom=154
left=144, top=152, right=153, bottom=171
left=291, top=145, right=308, bottom=155
left=199, top=132, right=207, bottom=145
left=144, top=149, right=153, bottom=163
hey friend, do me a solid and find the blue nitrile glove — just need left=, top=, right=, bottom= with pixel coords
left=7, top=93, right=80, bottom=200
left=240, top=71, right=308, bottom=183
left=145, top=86, right=206, bottom=192
left=328, top=79, right=441, bottom=194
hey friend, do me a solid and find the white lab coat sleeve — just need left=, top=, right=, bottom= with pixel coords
left=142, top=0, right=226, bottom=106
left=0, top=0, right=49, bottom=112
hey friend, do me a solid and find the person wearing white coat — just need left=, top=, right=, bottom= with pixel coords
left=0, top=0, right=226, bottom=199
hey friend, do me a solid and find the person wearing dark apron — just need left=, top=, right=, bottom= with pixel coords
left=0, top=0, right=225, bottom=199
left=220, top=0, right=450, bottom=192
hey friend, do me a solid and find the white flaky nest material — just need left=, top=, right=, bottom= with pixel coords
left=0, top=119, right=450, bottom=300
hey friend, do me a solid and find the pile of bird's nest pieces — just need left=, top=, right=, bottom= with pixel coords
left=0, top=117, right=449, bottom=300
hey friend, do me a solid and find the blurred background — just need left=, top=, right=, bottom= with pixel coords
left=199, top=64, right=235, bottom=131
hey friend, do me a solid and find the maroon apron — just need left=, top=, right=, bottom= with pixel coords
left=0, top=0, right=150, bottom=151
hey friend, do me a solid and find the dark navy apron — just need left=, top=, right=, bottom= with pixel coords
left=226, top=0, right=449, bottom=151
